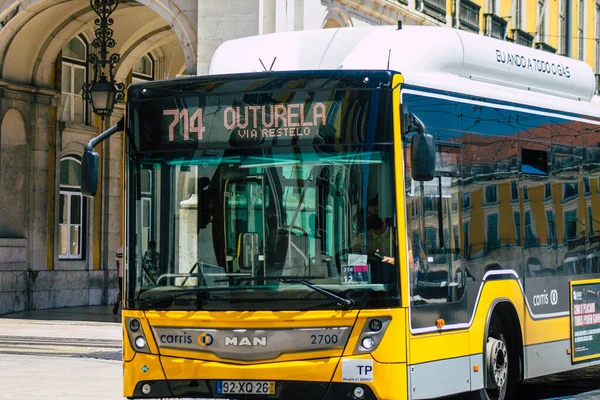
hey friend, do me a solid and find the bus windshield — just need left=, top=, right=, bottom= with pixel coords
left=125, top=73, right=400, bottom=311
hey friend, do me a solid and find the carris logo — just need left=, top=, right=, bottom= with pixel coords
left=224, top=336, right=267, bottom=346
left=573, top=290, right=583, bottom=301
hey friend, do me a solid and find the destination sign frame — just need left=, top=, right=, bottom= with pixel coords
left=127, top=74, right=394, bottom=152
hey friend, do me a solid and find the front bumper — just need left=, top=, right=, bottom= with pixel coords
left=124, top=354, right=407, bottom=399
left=131, top=380, right=378, bottom=399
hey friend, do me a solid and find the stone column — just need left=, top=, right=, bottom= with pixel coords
left=99, top=109, right=124, bottom=304
left=197, top=0, right=262, bottom=75
left=0, top=81, right=57, bottom=314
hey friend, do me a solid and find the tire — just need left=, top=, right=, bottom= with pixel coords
left=472, top=313, right=510, bottom=400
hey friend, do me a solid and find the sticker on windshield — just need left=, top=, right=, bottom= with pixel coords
left=342, top=254, right=369, bottom=285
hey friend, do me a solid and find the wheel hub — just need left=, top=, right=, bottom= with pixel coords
left=486, top=336, right=508, bottom=389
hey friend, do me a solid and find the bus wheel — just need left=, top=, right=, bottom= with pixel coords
left=476, top=314, right=509, bottom=400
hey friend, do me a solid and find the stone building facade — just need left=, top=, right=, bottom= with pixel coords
left=0, top=0, right=420, bottom=315
left=1, top=0, right=597, bottom=314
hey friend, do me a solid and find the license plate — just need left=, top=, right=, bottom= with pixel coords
left=217, top=380, right=275, bottom=395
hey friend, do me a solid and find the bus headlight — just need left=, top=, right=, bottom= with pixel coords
left=369, top=319, right=383, bottom=332
left=354, top=317, right=391, bottom=354
left=361, top=337, right=375, bottom=350
left=130, top=319, right=141, bottom=332
left=126, top=317, right=151, bottom=354
left=135, top=336, right=147, bottom=349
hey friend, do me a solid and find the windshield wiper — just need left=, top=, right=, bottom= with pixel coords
left=279, top=278, right=355, bottom=310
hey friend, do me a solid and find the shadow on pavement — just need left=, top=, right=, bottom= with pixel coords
left=0, top=305, right=121, bottom=324
left=514, top=366, right=600, bottom=400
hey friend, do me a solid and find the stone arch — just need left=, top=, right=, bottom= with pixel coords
left=322, top=6, right=352, bottom=28
left=0, top=108, right=28, bottom=237
left=0, top=0, right=197, bottom=87
left=114, top=26, right=178, bottom=82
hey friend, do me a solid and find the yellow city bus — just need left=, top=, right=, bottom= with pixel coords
left=81, top=25, right=600, bottom=400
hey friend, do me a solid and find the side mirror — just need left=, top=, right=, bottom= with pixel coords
left=411, top=133, right=436, bottom=181
left=239, top=232, right=259, bottom=271
left=81, top=146, right=99, bottom=197
left=404, top=113, right=435, bottom=181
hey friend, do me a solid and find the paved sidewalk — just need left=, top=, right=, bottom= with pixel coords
left=0, top=305, right=124, bottom=400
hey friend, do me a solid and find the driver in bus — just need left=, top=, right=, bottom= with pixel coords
left=352, top=197, right=395, bottom=264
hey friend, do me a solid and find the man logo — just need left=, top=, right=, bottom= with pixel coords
left=198, top=333, right=214, bottom=346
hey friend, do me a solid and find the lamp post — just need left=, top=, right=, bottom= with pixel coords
left=82, top=0, right=124, bottom=118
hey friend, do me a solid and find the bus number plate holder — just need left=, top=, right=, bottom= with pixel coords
left=217, top=380, right=275, bottom=395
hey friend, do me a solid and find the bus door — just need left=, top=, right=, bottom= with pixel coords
left=223, top=176, right=268, bottom=278
left=408, top=142, right=466, bottom=321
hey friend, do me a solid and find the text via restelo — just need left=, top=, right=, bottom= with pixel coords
left=495, top=49, right=571, bottom=79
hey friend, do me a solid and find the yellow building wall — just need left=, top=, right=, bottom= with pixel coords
left=499, top=181, right=517, bottom=244
left=479, top=0, right=597, bottom=72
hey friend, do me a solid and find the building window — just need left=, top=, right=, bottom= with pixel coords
left=59, top=157, right=85, bottom=259
left=565, top=210, right=578, bottom=240
left=579, top=0, right=585, bottom=60
left=512, top=29, right=534, bottom=47
left=61, top=37, right=87, bottom=124
left=457, top=0, right=481, bottom=33
left=132, top=54, right=154, bottom=83
left=419, top=0, right=447, bottom=23
left=537, top=0, right=545, bottom=42
left=485, top=13, right=507, bottom=39
left=461, top=192, right=471, bottom=209
left=524, top=211, right=538, bottom=247
left=464, top=222, right=470, bottom=259
left=563, top=182, right=579, bottom=200
left=546, top=210, right=555, bottom=245
left=514, top=211, right=521, bottom=246
left=453, top=225, right=460, bottom=260
left=140, top=168, right=153, bottom=251
left=511, top=180, right=519, bottom=201
left=486, top=213, right=499, bottom=253
left=585, top=177, right=591, bottom=194
left=559, top=0, right=567, bottom=55
left=545, top=182, right=552, bottom=199
left=485, top=185, right=497, bottom=203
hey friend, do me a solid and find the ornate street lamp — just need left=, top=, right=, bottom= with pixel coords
left=82, top=0, right=124, bottom=118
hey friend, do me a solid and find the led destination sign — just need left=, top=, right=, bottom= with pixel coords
left=162, top=103, right=327, bottom=143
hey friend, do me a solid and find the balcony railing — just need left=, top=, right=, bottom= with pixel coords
left=484, top=14, right=507, bottom=39
left=534, top=42, right=557, bottom=54
left=419, top=0, right=447, bottom=23
left=456, top=0, right=481, bottom=33
left=512, top=29, right=533, bottom=47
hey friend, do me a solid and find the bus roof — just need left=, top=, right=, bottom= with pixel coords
left=209, top=25, right=600, bottom=119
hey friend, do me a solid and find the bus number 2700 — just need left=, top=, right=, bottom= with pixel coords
left=310, top=334, right=338, bottom=345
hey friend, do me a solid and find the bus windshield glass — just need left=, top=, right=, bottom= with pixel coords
left=125, top=73, right=399, bottom=311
